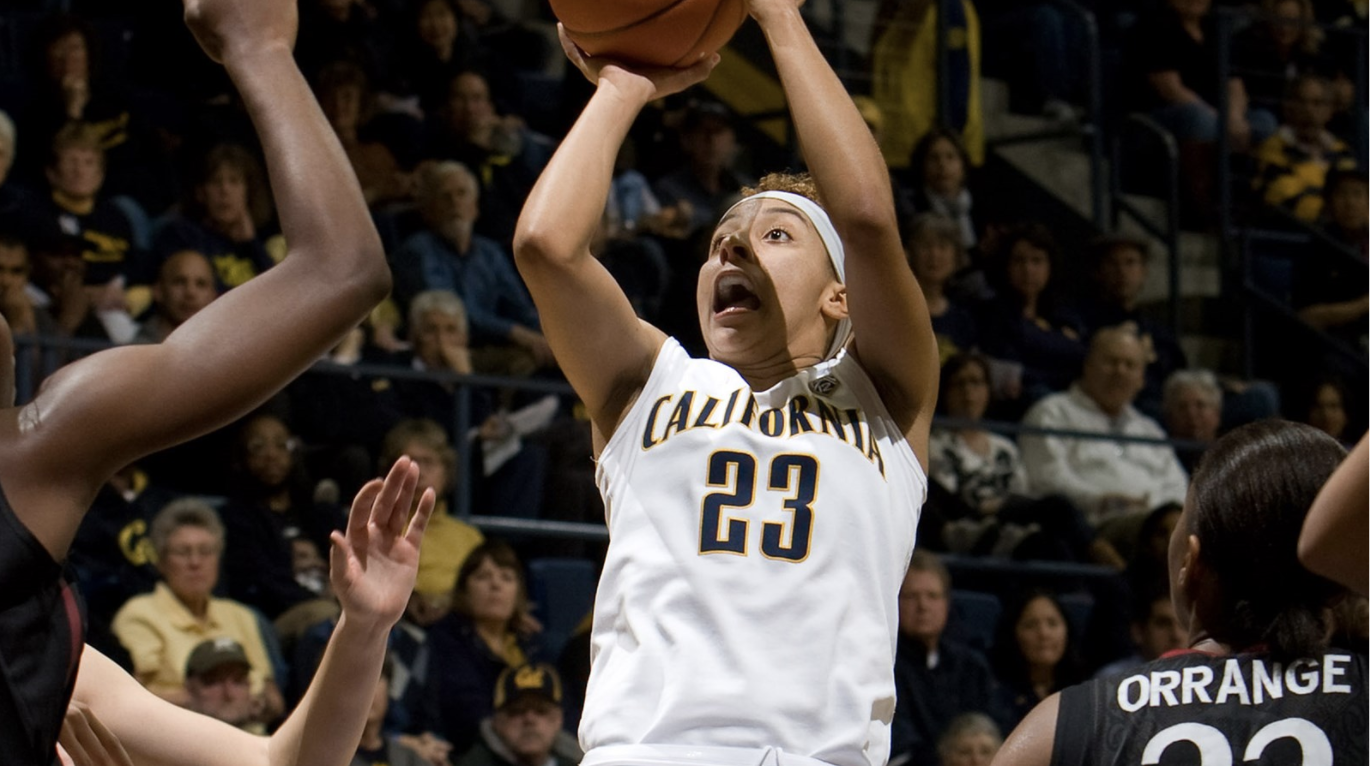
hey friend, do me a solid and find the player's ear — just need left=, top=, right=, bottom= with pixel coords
left=820, top=283, right=848, bottom=322
left=1177, top=533, right=1203, bottom=602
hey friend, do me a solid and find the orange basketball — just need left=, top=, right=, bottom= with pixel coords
left=552, top=0, right=749, bottom=69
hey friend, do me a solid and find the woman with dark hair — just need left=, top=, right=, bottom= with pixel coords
left=424, top=540, right=539, bottom=754
left=906, top=129, right=982, bottom=250
left=1301, top=374, right=1352, bottom=442
left=977, top=223, right=1086, bottom=408
left=153, top=144, right=283, bottom=290
left=991, top=589, right=1085, bottom=729
left=992, top=421, right=1365, bottom=766
left=314, top=60, right=409, bottom=208
left=221, top=413, right=343, bottom=620
left=930, top=354, right=1124, bottom=567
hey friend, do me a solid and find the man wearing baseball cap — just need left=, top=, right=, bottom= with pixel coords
left=183, top=636, right=255, bottom=731
left=456, top=663, right=582, bottom=766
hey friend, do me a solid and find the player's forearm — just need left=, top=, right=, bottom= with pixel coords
left=515, top=81, right=647, bottom=269
left=757, top=4, right=898, bottom=233
left=222, top=47, right=388, bottom=293
left=266, top=612, right=390, bottom=766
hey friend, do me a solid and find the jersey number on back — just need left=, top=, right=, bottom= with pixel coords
left=700, top=451, right=817, bottom=562
left=1141, top=718, right=1332, bottom=765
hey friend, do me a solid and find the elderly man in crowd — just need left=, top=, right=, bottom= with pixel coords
left=1019, top=326, right=1189, bottom=532
left=392, top=161, right=552, bottom=369
left=1161, top=368, right=1223, bottom=472
left=457, top=663, right=582, bottom=766
left=891, top=551, right=1004, bottom=766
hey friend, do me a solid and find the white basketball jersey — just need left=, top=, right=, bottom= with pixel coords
left=582, top=339, right=926, bottom=766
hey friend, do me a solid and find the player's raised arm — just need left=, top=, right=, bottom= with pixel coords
left=0, top=0, right=390, bottom=560
left=750, top=0, right=938, bottom=461
left=513, top=29, right=715, bottom=440
left=1299, top=434, right=1369, bottom=595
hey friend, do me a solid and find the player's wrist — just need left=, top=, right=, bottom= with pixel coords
left=597, top=72, right=655, bottom=108
left=220, top=41, right=296, bottom=80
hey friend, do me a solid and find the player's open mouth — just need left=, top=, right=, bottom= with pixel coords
left=713, top=272, right=761, bottom=316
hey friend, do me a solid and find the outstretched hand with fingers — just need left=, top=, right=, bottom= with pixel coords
left=330, top=457, right=436, bottom=630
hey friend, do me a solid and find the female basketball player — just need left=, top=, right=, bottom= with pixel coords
left=992, top=421, right=1366, bottom=765
left=513, top=1, right=938, bottom=765
left=1, top=0, right=415, bottom=761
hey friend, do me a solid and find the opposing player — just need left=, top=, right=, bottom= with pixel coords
left=992, top=421, right=1367, bottom=766
left=1299, top=434, right=1368, bottom=596
left=513, top=1, right=938, bottom=764
left=0, top=0, right=405, bottom=761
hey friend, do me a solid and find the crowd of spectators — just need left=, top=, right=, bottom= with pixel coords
left=0, top=0, right=1363, bottom=764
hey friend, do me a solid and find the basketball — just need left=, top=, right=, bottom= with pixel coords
left=552, top=0, right=749, bottom=68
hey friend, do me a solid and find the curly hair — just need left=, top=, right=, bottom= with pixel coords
left=741, top=172, right=824, bottom=207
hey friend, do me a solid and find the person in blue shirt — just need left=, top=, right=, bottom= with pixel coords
left=392, top=161, right=553, bottom=368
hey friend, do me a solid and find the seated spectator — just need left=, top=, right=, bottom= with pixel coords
left=154, top=144, right=284, bottom=291
left=38, top=124, right=143, bottom=335
left=134, top=250, right=218, bottom=344
left=1129, top=0, right=1274, bottom=222
left=905, top=130, right=985, bottom=251
left=16, top=14, right=169, bottom=207
left=28, top=228, right=115, bottom=343
left=890, top=552, right=1005, bottom=766
left=0, top=232, right=59, bottom=339
left=990, top=589, right=1084, bottom=728
left=1077, top=236, right=1185, bottom=417
left=1093, top=587, right=1186, bottom=678
left=929, top=354, right=1125, bottom=567
left=653, top=101, right=754, bottom=237
left=390, top=290, right=548, bottom=520
left=111, top=499, right=285, bottom=728
left=1292, top=170, right=1369, bottom=353
left=456, top=663, right=582, bottom=766
left=1235, top=0, right=1336, bottom=115
left=1253, top=74, right=1358, bottom=222
left=427, top=541, right=540, bottom=754
left=595, top=142, right=683, bottom=324
left=428, top=71, right=554, bottom=245
left=1319, top=168, right=1368, bottom=258
left=182, top=637, right=258, bottom=732
left=353, top=656, right=430, bottom=766
left=1301, top=375, right=1351, bottom=441
left=936, top=712, right=1003, bottom=766
left=906, top=214, right=978, bottom=363
left=316, top=60, right=410, bottom=209
left=1019, top=326, right=1190, bottom=529
left=381, top=419, right=486, bottom=622
left=221, top=412, right=343, bottom=619
left=977, top=0, right=1084, bottom=122
left=1162, top=369, right=1223, bottom=472
left=384, top=0, right=482, bottom=118
left=977, top=223, right=1086, bottom=409
left=69, top=462, right=177, bottom=662
left=393, top=162, right=553, bottom=366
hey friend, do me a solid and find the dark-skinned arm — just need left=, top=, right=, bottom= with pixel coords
left=1299, top=434, right=1369, bottom=596
left=991, top=693, right=1059, bottom=766
left=0, top=0, right=390, bottom=562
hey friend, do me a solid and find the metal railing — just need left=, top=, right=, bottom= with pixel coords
left=1110, top=113, right=1183, bottom=333
left=16, top=333, right=1211, bottom=543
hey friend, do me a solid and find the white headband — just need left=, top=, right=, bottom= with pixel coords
left=721, top=190, right=852, bottom=360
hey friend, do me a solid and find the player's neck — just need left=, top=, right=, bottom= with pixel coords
left=720, top=346, right=826, bottom=391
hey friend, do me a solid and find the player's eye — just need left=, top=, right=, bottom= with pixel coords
left=765, top=227, right=790, bottom=241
